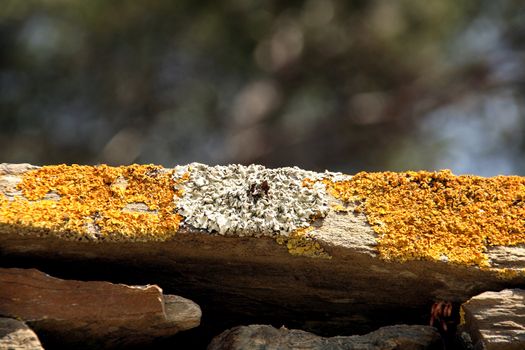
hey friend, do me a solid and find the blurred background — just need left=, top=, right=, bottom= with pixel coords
left=1, top=0, right=524, bottom=175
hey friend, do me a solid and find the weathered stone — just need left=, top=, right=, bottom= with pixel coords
left=487, top=246, right=525, bottom=269
left=0, top=268, right=201, bottom=348
left=207, top=324, right=443, bottom=350
left=461, top=289, right=525, bottom=350
left=0, top=163, right=524, bottom=345
left=0, top=317, right=44, bottom=350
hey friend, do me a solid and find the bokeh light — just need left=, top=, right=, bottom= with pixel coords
left=1, top=0, right=524, bottom=175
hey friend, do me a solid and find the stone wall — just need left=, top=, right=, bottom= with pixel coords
left=0, top=163, right=524, bottom=349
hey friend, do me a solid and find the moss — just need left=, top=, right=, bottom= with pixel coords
left=324, top=170, right=525, bottom=267
left=0, top=164, right=185, bottom=241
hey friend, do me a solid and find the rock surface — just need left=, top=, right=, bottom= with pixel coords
left=0, top=268, right=201, bottom=349
left=1, top=163, right=524, bottom=348
left=0, top=317, right=44, bottom=350
left=461, top=289, right=525, bottom=350
left=207, top=324, right=443, bottom=350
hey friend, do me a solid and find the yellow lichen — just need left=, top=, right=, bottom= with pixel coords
left=276, top=227, right=331, bottom=259
left=324, top=170, right=525, bottom=266
left=0, top=164, right=185, bottom=241
left=331, top=203, right=351, bottom=212
left=493, top=267, right=525, bottom=280
left=459, top=306, right=466, bottom=326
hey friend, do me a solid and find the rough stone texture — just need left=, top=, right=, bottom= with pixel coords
left=207, top=324, right=443, bottom=350
left=0, top=268, right=201, bottom=349
left=461, top=289, right=525, bottom=350
left=487, top=246, right=525, bottom=269
left=0, top=317, right=44, bottom=350
left=1, top=163, right=525, bottom=347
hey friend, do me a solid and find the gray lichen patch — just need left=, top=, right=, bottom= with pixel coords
left=173, top=163, right=347, bottom=236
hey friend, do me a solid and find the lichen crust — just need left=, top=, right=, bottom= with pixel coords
left=0, top=164, right=184, bottom=241
left=275, top=227, right=331, bottom=259
left=172, top=163, right=345, bottom=237
left=324, top=170, right=525, bottom=267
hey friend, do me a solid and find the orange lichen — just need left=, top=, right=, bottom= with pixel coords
left=0, top=164, right=185, bottom=241
left=324, top=170, right=525, bottom=266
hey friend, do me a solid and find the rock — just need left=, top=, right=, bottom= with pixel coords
left=207, top=324, right=443, bottom=350
left=0, top=163, right=524, bottom=342
left=461, top=289, right=525, bottom=350
left=0, top=317, right=44, bottom=350
left=0, top=268, right=201, bottom=349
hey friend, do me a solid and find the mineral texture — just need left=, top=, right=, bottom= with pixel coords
left=0, top=267, right=201, bottom=349
left=0, top=317, right=44, bottom=350
left=461, top=289, right=525, bottom=350
left=207, top=324, right=443, bottom=350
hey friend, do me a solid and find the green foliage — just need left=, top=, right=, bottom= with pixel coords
left=0, top=1, right=524, bottom=175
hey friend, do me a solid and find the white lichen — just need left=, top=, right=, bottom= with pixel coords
left=173, top=163, right=348, bottom=236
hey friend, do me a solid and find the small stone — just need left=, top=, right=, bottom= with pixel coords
left=207, top=324, right=442, bottom=350
left=0, top=317, right=44, bottom=350
left=461, top=288, right=525, bottom=350
left=0, top=268, right=201, bottom=348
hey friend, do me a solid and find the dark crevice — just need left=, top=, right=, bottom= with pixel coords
left=0, top=254, right=441, bottom=349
